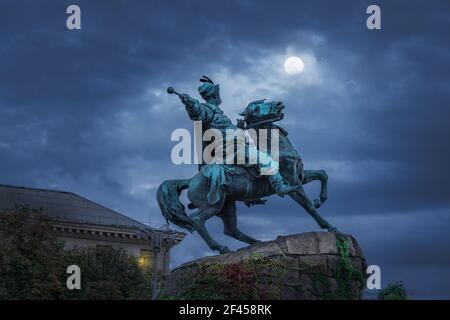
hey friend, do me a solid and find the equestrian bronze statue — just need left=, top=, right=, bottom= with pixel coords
left=158, top=77, right=338, bottom=254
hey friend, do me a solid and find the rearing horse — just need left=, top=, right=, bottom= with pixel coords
left=157, top=100, right=338, bottom=254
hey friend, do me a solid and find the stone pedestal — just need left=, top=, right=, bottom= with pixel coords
left=164, top=232, right=367, bottom=300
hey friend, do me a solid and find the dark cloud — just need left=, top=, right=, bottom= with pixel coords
left=1, top=0, right=449, bottom=298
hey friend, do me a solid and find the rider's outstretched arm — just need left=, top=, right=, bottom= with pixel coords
left=180, top=95, right=214, bottom=123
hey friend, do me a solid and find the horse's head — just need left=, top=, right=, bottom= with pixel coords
left=238, top=99, right=285, bottom=128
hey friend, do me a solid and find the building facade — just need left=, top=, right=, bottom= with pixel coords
left=0, top=184, right=185, bottom=275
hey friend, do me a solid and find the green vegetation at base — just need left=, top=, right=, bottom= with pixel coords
left=334, top=235, right=365, bottom=300
left=378, top=281, right=408, bottom=300
left=161, top=254, right=287, bottom=300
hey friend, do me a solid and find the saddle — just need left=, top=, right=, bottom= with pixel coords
left=187, top=164, right=267, bottom=209
left=223, top=164, right=259, bottom=180
left=222, top=164, right=268, bottom=207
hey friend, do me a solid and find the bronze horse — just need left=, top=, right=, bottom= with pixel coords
left=157, top=100, right=337, bottom=254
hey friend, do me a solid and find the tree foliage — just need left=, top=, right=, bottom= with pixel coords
left=0, top=206, right=151, bottom=300
left=62, top=247, right=152, bottom=299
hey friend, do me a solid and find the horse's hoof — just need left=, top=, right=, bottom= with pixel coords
left=187, top=203, right=197, bottom=210
left=327, top=226, right=341, bottom=234
left=218, top=246, right=231, bottom=254
left=314, top=199, right=321, bottom=208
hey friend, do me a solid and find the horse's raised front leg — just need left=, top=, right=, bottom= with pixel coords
left=219, top=200, right=260, bottom=245
left=302, top=169, right=328, bottom=208
left=190, top=208, right=231, bottom=254
left=289, top=185, right=339, bottom=233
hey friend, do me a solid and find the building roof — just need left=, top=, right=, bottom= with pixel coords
left=0, top=184, right=150, bottom=230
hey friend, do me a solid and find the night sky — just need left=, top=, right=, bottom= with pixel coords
left=1, top=0, right=449, bottom=298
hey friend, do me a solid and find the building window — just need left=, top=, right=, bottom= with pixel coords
left=138, top=249, right=152, bottom=269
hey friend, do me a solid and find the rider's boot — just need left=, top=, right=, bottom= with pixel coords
left=267, top=172, right=299, bottom=197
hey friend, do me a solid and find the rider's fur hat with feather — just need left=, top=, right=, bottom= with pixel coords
left=198, top=76, right=222, bottom=105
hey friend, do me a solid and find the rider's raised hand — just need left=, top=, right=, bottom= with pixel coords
left=180, top=94, right=193, bottom=106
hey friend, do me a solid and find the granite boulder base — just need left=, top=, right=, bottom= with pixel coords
left=164, top=232, right=367, bottom=300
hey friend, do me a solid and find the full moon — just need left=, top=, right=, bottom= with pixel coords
left=284, top=56, right=304, bottom=75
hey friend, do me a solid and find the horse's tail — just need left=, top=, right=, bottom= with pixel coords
left=157, top=179, right=194, bottom=232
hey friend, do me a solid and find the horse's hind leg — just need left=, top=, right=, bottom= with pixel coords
left=302, top=169, right=328, bottom=208
left=289, top=185, right=338, bottom=232
left=190, top=208, right=231, bottom=254
left=219, top=201, right=260, bottom=245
